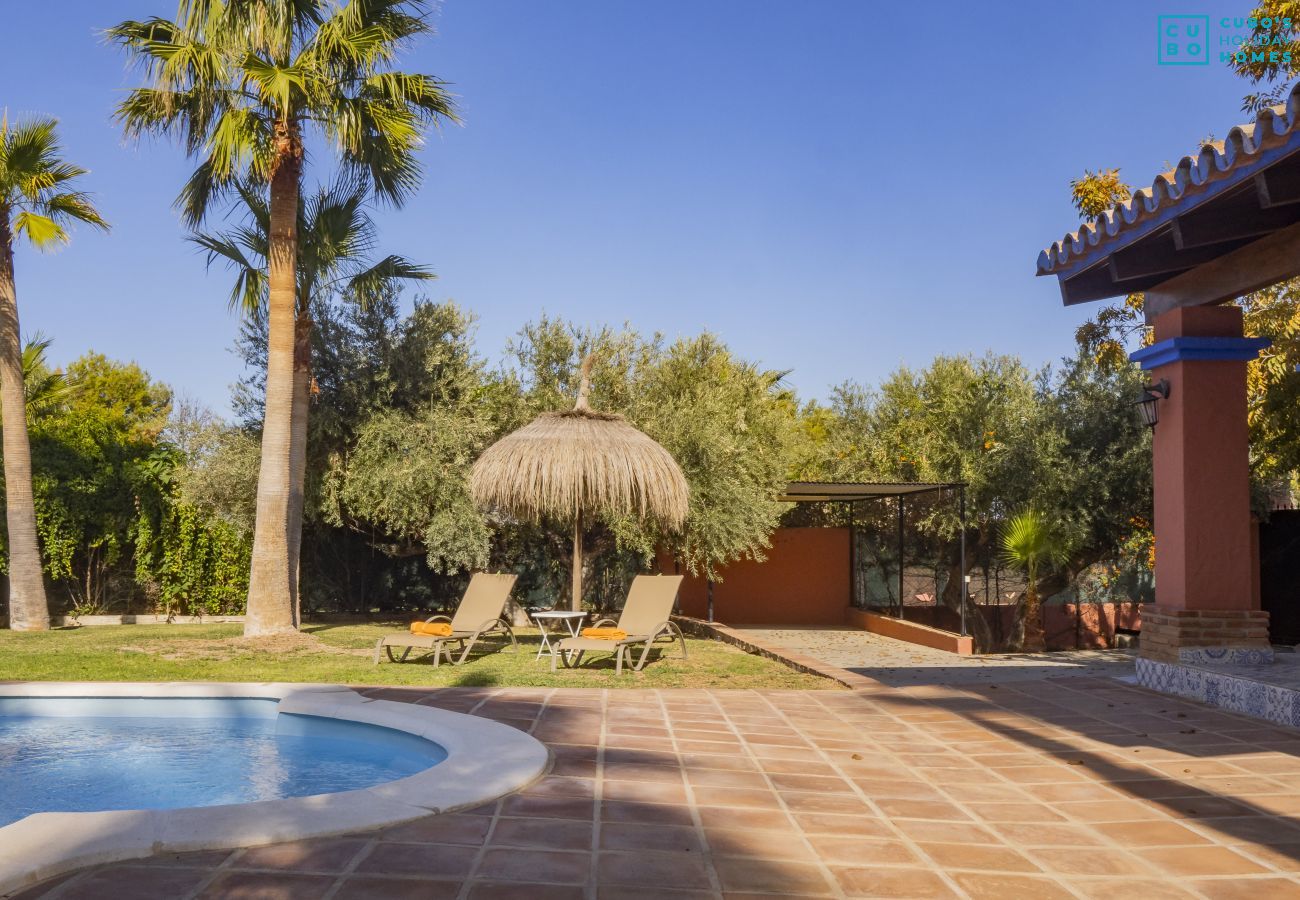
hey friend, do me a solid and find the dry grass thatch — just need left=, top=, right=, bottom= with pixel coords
left=471, top=406, right=689, bottom=527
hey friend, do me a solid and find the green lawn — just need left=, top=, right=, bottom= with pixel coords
left=0, top=623, right=838, bottom=690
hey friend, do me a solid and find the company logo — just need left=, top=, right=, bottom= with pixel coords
left=1158, top=15, right=1295, bottom=67
left=1158, top=15, right=1210, bottom=65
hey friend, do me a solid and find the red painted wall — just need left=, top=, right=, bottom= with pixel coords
left=947, top=603, right=1143, bottom=650
left=661, top=526, right=1146, bottom=649
left=661, top=528, right=850, bottom=625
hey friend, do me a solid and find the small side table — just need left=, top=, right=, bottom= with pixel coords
left=530, top=610, right=588, bottom=660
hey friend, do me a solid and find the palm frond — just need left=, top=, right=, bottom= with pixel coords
left=20, top=335, right=77, bottom=419
left=308, top=0, right=431, bottom=73
left=307, top=180, right=372, bottom=264
left=177, top=158, right=226, bottom=227
left=240, top=53, right=309, bottom=112
left=42, top=192, right=109, bottom=231
left=1, top=116, right=107, bottom=247
left=184, top=0, right=323, bottom=59
left=192, top=173, right=430, bottom=318
left=11, top=212, right=67, bottom=249
left=328, top=97, right=422, bottom=204
left=107, top=17, right=229, bottom=93
left=232, top=180, right=271, bottom=232
left=363, top=72, right=457, bottom=124
left=191, top=229, right=254, bottom=269
left=345, top=254, right=433, bottom=308
left=206, top=107, right=273, bottom=182
left=230, top=223, right=269, bottom=259
left=0, top=116, right=59, bottom=179
left=999, top=510, right=1069, bottom=572
left=190, top=231, right=266, bottom=315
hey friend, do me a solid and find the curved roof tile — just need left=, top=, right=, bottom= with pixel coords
left=1037, top=83, right=1300, bottom=275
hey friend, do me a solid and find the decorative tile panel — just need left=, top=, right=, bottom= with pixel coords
left=1135, top=656, right=1300, bottom=729
left=1178, top=646, right=1275, bottom=666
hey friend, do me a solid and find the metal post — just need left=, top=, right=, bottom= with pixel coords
left=707, top=579, right=714, bottom=623
left=847, top=502, right=856, bottom=608
left=897, top=495, right=905, bottom=620
left=959, top=485, right=968, bottom=637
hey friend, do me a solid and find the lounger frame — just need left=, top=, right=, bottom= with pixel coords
left=372, top=573, right=519, bottom=667
left=550, top=617, right=688, bottom=674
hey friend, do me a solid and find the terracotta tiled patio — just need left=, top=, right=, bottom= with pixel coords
left=15, top=678, right=1300, bottom=899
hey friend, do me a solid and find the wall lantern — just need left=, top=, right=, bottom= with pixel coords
left=1135, top=379, right=1170, bottom=428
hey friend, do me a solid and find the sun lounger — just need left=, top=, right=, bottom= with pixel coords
left=373, top=573, right=518, bottom=667
left=551, top=574, right=686, bottom=674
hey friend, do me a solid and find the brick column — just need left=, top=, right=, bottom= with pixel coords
left=1130, top=306, right=1272, bottom=666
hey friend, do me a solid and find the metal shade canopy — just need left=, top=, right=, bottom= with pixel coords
left=779, top=480, right=969, bottom=637
left=779, top=481, right=964, bottom=502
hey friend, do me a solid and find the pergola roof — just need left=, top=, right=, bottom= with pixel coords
left=1037, top=83, right=1300, bottom=310
left=778, top=481, right=962, bottom=503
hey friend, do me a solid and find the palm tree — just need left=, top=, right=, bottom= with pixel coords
left=191, top=178, right=432, bottom=620
left=19, top=336, right=77, bottom=422
left=999, top=509, right=1069, bottom=652
left=111, top=0, right=456, bottom=634
left=0, top=117, right=107, bottom=631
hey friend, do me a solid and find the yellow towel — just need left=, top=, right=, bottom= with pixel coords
left=581, top=627, right=628, bottom=640
left=409, top=621, right=454, bottom=636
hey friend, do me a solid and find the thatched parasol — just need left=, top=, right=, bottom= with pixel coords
left=471, top=357, right=689, bottom=610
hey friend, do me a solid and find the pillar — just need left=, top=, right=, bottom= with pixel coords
left=1130, top=305, right=1272, bottom=666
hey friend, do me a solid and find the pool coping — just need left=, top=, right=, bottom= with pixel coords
left=0, top=682, right=551, bottom=895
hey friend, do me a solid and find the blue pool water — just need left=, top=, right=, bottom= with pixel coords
left=0, top=697, right=447, bottom=827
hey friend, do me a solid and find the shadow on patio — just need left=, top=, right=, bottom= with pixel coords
left=850, top=675, right=1300, bottom=871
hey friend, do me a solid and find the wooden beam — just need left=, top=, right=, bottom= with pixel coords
left=1060, top=266, right=1174, bottom=306
left=1255, top=164, right=1300, bottom=208
left=1107, top=234, right=1250, bottom=281
left=1171, top=201, right=1300, bottom=249
left=1145, top=217, right=1300, bottom=319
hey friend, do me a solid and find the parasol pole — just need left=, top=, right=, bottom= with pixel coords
left=572, top=508, right=584, bottom=612
left=569, top=355, right=595, bottom=612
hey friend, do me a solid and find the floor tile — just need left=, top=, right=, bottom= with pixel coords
left=472, top=848, right=591, bottom=885
left=29, top=682, right=1300, bottom=900
left=196, top=871, right=335, bottom=900
left=830, top=865, right=958, bottom=899
left=235, top=837, right=369, bottom=873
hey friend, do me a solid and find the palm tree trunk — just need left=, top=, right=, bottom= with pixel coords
left=1022, top=564, right=1046, bottom=651
left=0, top=221, right=49, bottom=631
left=1022, top=595, right=1046, bottom=650
left=287, top=311, right=312, bottom=626
left=245, top=130, right=302, bottom=636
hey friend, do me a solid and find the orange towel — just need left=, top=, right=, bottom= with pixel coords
left=581, top=627, right=628, bottom=640
left=409, top=621, right=454, bottom=636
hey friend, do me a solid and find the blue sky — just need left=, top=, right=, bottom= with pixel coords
left=0, top=0, right=1260, bottom=415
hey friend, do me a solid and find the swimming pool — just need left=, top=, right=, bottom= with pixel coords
left=0, top=696, right=448, bottom=827
left=0, top=683, right=549, bottom=895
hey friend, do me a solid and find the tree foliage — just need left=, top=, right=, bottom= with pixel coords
left=321, top=300, right=497, bottom=575
left=626, top=334, right=797, bottom=581
left=0, top=348, right=249, bottom=618
left=1228, top=2, right=1300, bottom=110
left=1070, top=168, right=1130, bottom=220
